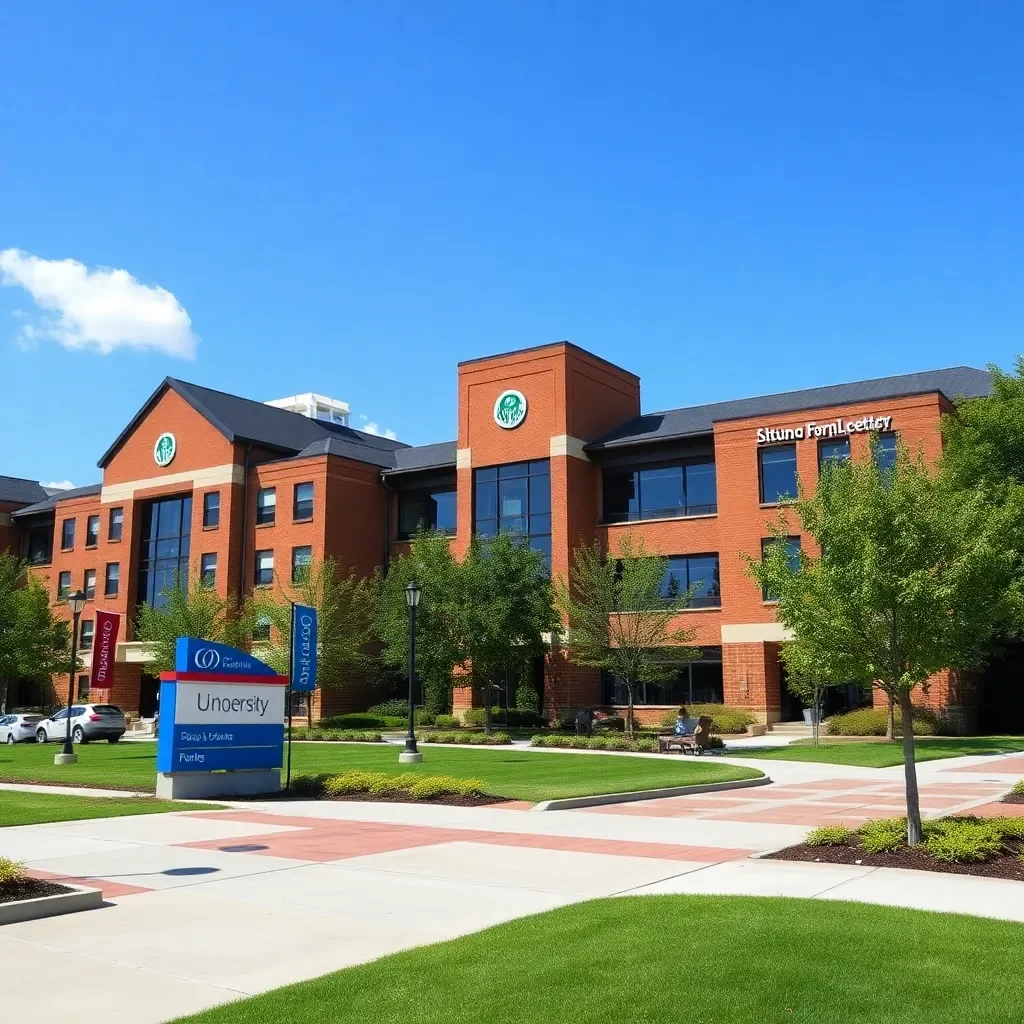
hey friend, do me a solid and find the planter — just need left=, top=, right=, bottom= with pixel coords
left=802, top=708, right=823, bottom=726
left=0, top=881, right=102, bottom=925
left=745, top=724, right=768, bottom=737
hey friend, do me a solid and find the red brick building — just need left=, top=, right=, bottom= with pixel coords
left=1, top=342, right=1001, bottom=727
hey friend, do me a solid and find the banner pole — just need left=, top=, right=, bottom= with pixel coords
left=286, top=601, right=295, bottom=793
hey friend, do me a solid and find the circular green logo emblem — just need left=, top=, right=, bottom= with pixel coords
left=154, top=432, right=177, bottom=468
left=493, top=389, right=527, bottom=429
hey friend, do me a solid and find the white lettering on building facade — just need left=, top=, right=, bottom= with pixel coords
left=756, top=415, right=893, bottom=445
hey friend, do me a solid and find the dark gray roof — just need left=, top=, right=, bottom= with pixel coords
left=0, top=475, right=48, bottom=505
left=98, top=378, right=409, bottom=469
left=294, top=436, right=401, bottom=469
left=587, top=366, right=994, bottom=450
left=384, top=441, right=457, bottom=475
left=11, top=483, right=102, bottom=518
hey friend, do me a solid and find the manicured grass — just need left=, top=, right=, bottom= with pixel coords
left=726, top=736, right=1024, bottom=768
left=169, top=895, right=1024, bottom=1024
left=0, top=789, right=220, bottom=827
left=0, top=741, right=759, bottom=802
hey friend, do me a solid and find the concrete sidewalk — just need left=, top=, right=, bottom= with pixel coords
left=1, top=749, right=1022, bottom=1024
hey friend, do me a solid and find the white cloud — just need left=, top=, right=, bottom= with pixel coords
left=0, top=249, right=198, bottom=359
left=360, top=421, right=398, bottom=440
left=41, top=480, right=74, bottom=490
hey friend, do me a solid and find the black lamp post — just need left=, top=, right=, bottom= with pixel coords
left=57, top=589, right=87, bottom=764
left=400, top=581, right=423, bottom=764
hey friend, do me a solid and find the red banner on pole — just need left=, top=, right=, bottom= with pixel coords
left=90, top=610, right=121, bottom=690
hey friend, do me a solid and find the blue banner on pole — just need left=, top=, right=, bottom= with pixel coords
left=290, top=604, right=318, bottom=691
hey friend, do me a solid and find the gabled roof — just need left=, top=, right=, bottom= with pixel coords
left=0, top=475, right=48, bottom=505
left=587, top=366, right=994, bottom=450
left=384, top=441, right=458, bottom=475
left=11, top=483, right=102, bottom=518
left=98, top=378, right=409, bottom=469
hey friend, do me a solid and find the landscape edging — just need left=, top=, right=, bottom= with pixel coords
left=0, top=883, right=103, bottom=926
left=532, top=774, right=771, bottom=811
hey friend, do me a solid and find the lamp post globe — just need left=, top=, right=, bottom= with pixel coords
left=57, top=590, right=87, bottom=765
left=400, top=582, right=423, bottom=764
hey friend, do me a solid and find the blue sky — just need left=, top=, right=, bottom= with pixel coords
left=1, top=2, right=1022, bottom=486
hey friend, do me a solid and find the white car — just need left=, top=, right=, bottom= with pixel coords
left=35, top=704, right=126, bottom=744
left=0, top=713, right=46, bottom=744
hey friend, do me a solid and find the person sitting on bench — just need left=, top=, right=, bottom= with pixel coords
left=673, top=707, right=694, bottom=736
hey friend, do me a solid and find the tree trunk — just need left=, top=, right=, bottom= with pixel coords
left=625, top=682, right=635, bottom=739
left=483, top=677, right=492, bottom=736
left=0, top=678, right=8, bottom=715
left=885, top=694, right=895, bottom=742
left=899, top=690, right=922, bottom=845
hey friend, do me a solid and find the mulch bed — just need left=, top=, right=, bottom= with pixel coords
left=0, top=878, right=74, bottom=904
left=770, top=841, right=1024, bottom=881
left=1001, top=792, right=1024, bottom=805
left=254, top=789, right=506, bottom=807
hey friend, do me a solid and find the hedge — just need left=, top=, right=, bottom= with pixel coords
left=291, top=771, right=487, bottom=800
left=658, top=704, right=758, bottom=734
left=421, top=731, right=512, bottom=745
left=825, top=707, right=939, bottom=737
left=463, top=707, right=547, bottom=729
left=321, top=711, right=434, bottom=730
left=531, top=734, right=660, bottom=753
left=288, top=728, right=383, bottom=743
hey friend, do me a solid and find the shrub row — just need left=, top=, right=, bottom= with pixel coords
left=291, top=771, right=487, bottom=800
left=0, top=857, right=26, bottom=885
left=434, top=714, right=461, bottom=729
left=805, top=815, right=1024, bottom=863
left=288, top=728, right=382, bottom=743
left=531, top=734, right=660, bottom=753
left=320, top=711, right=435, bottom=730
left=463, top=707, right=547, bottom=728
left=824, top=707, right=940, bottom=737
left=658, top=704, right=758, bottom=734
left=421, top=731, right=512, bottom=745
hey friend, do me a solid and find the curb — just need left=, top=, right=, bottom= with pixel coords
left=0, top=884, right=103, bottom=926
left=531, top=775, right=772, bottom=812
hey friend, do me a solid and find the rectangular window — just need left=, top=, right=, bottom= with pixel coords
left=761, top=536, right=801, bottom=601
left=602, top=461, right=717, bottom=522
left=873, top=432, right=898, bottom=472
left=61, top=518, right=75, bottom=550
left=79, top=620, right=94, bottom=651
left=200, top=553, right=217, bottom=588
left=77, top=674, right=90, bottom=700
left=473, top=460, right=551, bottom=567
left=136, top=495, right=193, bottom=609
left=108, top=506, right=124, bottom=542
left=86, top=515, right=100, bottom=548
left=84, top=569, right=96, bottom=600
left=252, top=615, right=271, bottom=642
left=818, top=438, right=851, bottom=469
left=397, top=489, right=457, bottom=539
left=256, top=488, right=276, bottom=525
left=759, top=446, right=798, bottom=504
left=660, top=555, right=722, bottom=608
left=602, top=646, right=724, bottom=705
left=291, top=545, right=312, bottom=583
left=57, top=571, right=71, bottom=600
left=293, top=482, right=314, bottom=521
left=105, top=563, right=120, bottom=598
left=26, top=524, right=52, bottom=566
left=203, top=491, right=220, bottom=529
left=255, top=549, right=274, bottom=586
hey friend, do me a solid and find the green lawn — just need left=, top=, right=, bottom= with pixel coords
left=726, top=736, right=1024, bottom=767
left=0, top=789, right=220, bottom=827
left=169, top=895, right=1024, bottom=1024
left=0, top=742, right=760, bottom=802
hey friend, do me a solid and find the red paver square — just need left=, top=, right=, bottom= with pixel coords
left=945, top=757, right=1024, bottom=774
left=27, top=868, right=151, bottom=899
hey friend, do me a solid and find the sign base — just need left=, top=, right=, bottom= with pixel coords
left=398, top=751, right=423, bottom=764
left=53, top=753, right=78, bottom=766
left=157, top=769, right=281, bottom=801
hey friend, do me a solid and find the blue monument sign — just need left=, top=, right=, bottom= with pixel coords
left=156, top=638, right=289, bottom=800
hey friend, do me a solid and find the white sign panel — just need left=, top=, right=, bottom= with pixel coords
left=174, top=682, right=286, bottom=725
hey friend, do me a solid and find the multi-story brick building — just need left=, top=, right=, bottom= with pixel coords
left=3, top=342, right=1012, bottom=729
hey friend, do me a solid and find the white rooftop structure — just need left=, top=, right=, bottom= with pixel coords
left=265, top=392, right=350, bottom=426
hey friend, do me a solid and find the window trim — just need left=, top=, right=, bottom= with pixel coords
left=396, top=488, right=457, bottom=540
left=255, top=487, right=276, bottom=527
left=254, top=549, right=274, bottom=587
left=601, top=459, right=718, bottom=524
left=291, top=545, right=313, bottom=584
left=760, top=535, right=801, bottom=602
left=108, top=506, right=124, bottom=543
left=200, top=552, right=218, bottom=589
left=83, top=568, right=96, bottom=601
left=660, top=553, right=722, bottom=609
left=817, top=437, right=851, bottom=471
left=202, top=491, right=221, bottom=530
left=293, top=482, right=314, bottom=522
left=57, top=570, right=72, bottom=601
left=85, top=515, right=100, bottom=549
left=61, top=517, right=76, bottom=551
left=104, top=562, right=120, bottom=598
left=758, top=444, right=798, bottom=506
left=79, top=619, right=95, bottom=651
